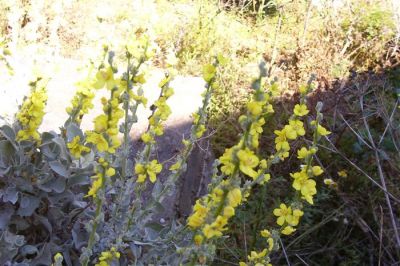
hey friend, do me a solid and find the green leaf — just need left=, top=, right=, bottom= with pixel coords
left=0, top=140, right=16, bottom=162
left=66, top=123, right=83, bottom=142
left=0, top=125, right=16, bottom=142
left=49, top=160, right=69, bottom=178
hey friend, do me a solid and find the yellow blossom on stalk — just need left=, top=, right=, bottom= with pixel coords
left=324, top=178, right=336, bottom=186
left=237, top=148, right=259, bottom=179
left=135, top=160, right=162, bottom=183
left=223, top=206, right=235, bottom=218
left=187, top=200, right=209, bottom=228
left=95, top=247, right=120, bottom=266
left=88, top=173, right=103, bottom=198
left=94, top=66, right=117, bottom=90
left=247, top=101, right=263, bottom=116
left=261, top=229, right=271, bottom=238
left=219, top=148, right=235, bottom=175
left=293, top=104, right=309, bottom=116
left=86, top=131, right=109, bottom=152
left=147, top=160, right=162, bottom=182
left=274, top=129, right=290, bottom=151
left=273, top=203, right=292, bottom=226
left=67, top=136, right=90, bottom=158
left=292, top=173, right=317, bottom=204
left=250, top=118, right=265, bottom=135
left=248, top=249, right=267, bottom=261
left=169, top=161, right=182, bottom=171
left=281, top=225, right=296, bottom=235
left=297, top=147, right=316, bottom=159
left=311, top=120, right=331, bottom=136
left=311, top=166, right=324, bottom=176
left=338, top=170, right=347, bottom=177
left=141, top=132, right=154, bottom=143
left=194, top=234, right=204, bottom=246
left=227, top=188, right=242, bottom=207
left=289, top=209, right=304, bottom=226
left=267, top=237, right=274, bottom=251
left=94, top=115, right=108, bottom=132
left=287, top=119, right=305, bottom=138
left=16, top=85, right=47, bottom=142
left=203, top=224, right=223, bottom=239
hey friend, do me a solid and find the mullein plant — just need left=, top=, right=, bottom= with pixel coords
left=239, top=87, right=331, bottom=266
left=78, top=35, right=156, bottom=265
left=183, top=65, right=331, bottom=265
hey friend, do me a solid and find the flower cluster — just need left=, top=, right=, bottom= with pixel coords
left=239, top=82, right=331, bottom=266
left=273, top=103, right=308, bottom=160
left=67, top=136, right=90, bottom=158
left=16, top=78, right=48, bottom=142
left=186, top=66, right=276, bottom=264
left=85, top=65, right=124, bottom=154
left=134, top=75, right=173, bottom=184
left=66, top=71, right=97, bottom=125
left=94, top=247, right=120, bottom=266
left=273, top=203, right=304, bottom=235
left=134, top=160, right=162, bottom=183
left=188, top=185, right=242, bottom=241
left=88, top=157, right=116, bottom=198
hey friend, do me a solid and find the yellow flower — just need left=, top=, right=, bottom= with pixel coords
left=267, top=237, right=274, bottom=251
left=135, top=160, right=163, bottom=183
left=260, top=229, right=271, bottom=238
left=141, top=132, right=154, bottom=143
left=169, top=161, right=182, bottom=171
left=147, top=160, right=162, bottom=183
left=194, top=234, right=204, bottom=246
left=274, top=129, right=290, bottom=151
left=247, top=101, right=263, bottom=116
left=249, top=118, right=265, bottom=135
left=94, top=115, right=108, bottom=132
left=288, top=209, right=304, bottom=226
left=248, top=249, right=267, bottom=261
left=297, top=147, right=315, bottom=159
left=283, top=124, right=297, bottom=140
left=324, top=178, right=336, bottom=186
left=311, top=121, right=331, bottom=136
left=317, top=124, right=331, bottom=136
left=203, top=224, right=222, bottom=239
left=288, top=119, right=305, bottom=137
left=88, top=174, right=103, bottom=197
left=94, top=66, right=117, bottom=90
left=237, top=148, right=259, bottom=179
left=105, top=167, right=116, bottom=177
left=281, top=226, right=296, bottom=235
left=227, top=188, right=242, bottom=208
left=219, top=148, right=235, bottom=176
left=338, top=170, right=347, bottom=177
left=16, top=85, right=47, bottom=142
left=67, top=136, right=90, bottom=158
left=293, top=104, right=309, bottom=116
left=311, top=166, right=324, bottom=176
left=292, top=176, right=317, bottom=204
left=223, top=206, right=235, bottom=218
left=188, top=212, right=205, bottom=228
left=86, top=131, right=109, bottom=152
left=273, top=203, right=292, bottom=226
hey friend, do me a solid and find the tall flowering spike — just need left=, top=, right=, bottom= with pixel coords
left=16, top=78, right=48, bottom=142
left=134, top=74, right=173, bottom=185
